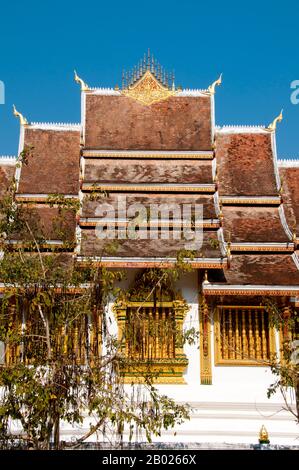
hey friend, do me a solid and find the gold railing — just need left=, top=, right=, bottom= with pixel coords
left=126, top=305, right=176, bottom=361
left=3, top=310, right=102, bottom=366
left=214, top=306, right=275, bottom=365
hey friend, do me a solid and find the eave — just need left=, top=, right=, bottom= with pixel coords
left=76, top=256, right=227, bottom=269
left=203, top=284, right=299, bottom=296
left=81, top=183, right=216, bottom=193
left=82, top=150, right=214, bottom=160
left=220, top=196, right=281, bottom=206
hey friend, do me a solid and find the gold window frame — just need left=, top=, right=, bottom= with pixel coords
left=214, top=306, right=276, bottom=366
left=113, top=300, right=189, bottom=383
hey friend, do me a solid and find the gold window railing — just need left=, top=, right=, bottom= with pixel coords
left=214, top=306, right=276, bottom=365
left=2, top=306, right=102, bottom=366
left=126, top=305, right=176, bottom=361
left=113, top=300, right=189, bottom=383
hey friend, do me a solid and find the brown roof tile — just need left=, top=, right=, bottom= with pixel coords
left=222, top=206, right=289, bottom=243
left=85, top=95, right=212, bottom=151
left=17, top=128, right=80, bottom=195
left=224, top=254, right=299, bottom=285
left=0, top=164, right=15, bottom=197
left=83, top=158, right=213, bottom=185
left=216, top=132, right=278, bottom=196
left=11, top=205, right=76, bottom=243
left=80, top=230, right=221, bottom=258
left=279, top=166, right=299, bottom=233
left=81, top=193, right=217, bottom=219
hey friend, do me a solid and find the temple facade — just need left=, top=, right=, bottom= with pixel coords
left=1, top=53, right=299, bottom=446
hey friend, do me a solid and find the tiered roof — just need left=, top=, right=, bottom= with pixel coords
left=0, top=54, right=298, bottom=294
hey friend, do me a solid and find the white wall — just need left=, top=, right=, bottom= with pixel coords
left=104, top=269, right=298, bottom=445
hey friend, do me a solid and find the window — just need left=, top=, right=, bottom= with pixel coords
left=1, top=305, right=101, bottom=366
left=126, top=303, right=176, bottom=361
left=114, top=300, right=188, bottom=383
left=214, top=306, right=275, bottom=365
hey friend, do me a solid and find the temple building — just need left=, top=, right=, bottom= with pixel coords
left=0, top=52, right=299, bottom=446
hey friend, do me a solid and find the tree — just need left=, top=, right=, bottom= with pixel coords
left=264, top=298, right=299, bottom=423
left=0, top=147, right=194, bottom=450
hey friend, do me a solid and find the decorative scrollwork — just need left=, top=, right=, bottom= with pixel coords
left=122, top=71, right=177, bottom=106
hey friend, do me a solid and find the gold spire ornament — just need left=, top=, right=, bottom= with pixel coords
left=121, top=51, right=177, bottom=105
left=74, top=70, right=90, bottom=91
left=208, top=73, right=223, bottom=95
left=13, top=105, right=28, bottom=126
left=122, top=70, right=177, bottom=106
left=258, top=425, right=270, bottom=444
left=266, top=109, right=283, bottom=132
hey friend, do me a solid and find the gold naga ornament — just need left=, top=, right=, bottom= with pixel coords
left=74, top=70, right=90, bottom=92
left=207, top=73, right=222, bottom=94
left=122, top=70, right=177, bottom=106
left=266, top=109, right=283, bottom=132
left=13, top=104, right=28, bottom=126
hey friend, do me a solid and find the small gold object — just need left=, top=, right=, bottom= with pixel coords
left=259, top=425, right=270, bottom=443
left=13, top=105, right=28, bottom=126
left=74, top=70, right=90, bottom=91
left=226, top=241, right=231, bottom=258
left=292, top=224, right=297, bottom=246
left=266, top=109, right=283, bottom=132
left=218, top=202, right=223, bottom=221
left=203, top=270, right=210, bottom=285
left=208, top=73, right=222, bottom=95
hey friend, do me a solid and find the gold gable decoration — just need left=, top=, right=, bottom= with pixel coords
left=122, top=70, right=177, bottom=106
left=121, top=50, right=178, bottom=106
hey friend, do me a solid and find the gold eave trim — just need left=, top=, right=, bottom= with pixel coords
left=82, top=150, right=214, bottom=160
left=76, top=257, right=227, bottom=269
left=82, top=183, right=216, bottom=193
left=230, top=243, right=294, bottom=252
left=203, top=285, right=299, bottom=296
left=79, top=219, right=220, bottom=229
left=3, top=241, right=74, bottom=251
left=220, top=196, right=281, bottom=205
left=15, top=194, right=79, bottom=203
left=0, top=285, right=83, bottom=294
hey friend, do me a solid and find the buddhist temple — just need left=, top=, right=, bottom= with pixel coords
left=0, top=52, right=298, bottom=447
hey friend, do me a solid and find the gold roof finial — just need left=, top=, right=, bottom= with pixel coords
left=13, top=105, right=28, bottom=126
left=259, top=425, right=270, bottom=443
left=227, top=232, right=231, bottom=256
left=226, top=231, right=232, bottom=268
left=208, top=73, right=223, bottom=95
left=218, top=201, right=223, bottom=221
left=292, top=223, right=297, bottom=246
left=203, top=270, right=210, bottom=285
left=74, top=70, right=90, bottom=92
left=266, top=109, right=283, bottom=132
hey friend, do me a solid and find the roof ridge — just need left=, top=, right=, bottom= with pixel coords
left=29, top=123, right=81, bottom=132
left=178, top=88, right=207, bottom=95
left=278, top=158, right=299, bottom=161
left=216, top=124, right=265, bottom=129
left=31, top=122, right=81, bottom=127
left=0, top=156, right=17, bottom=165
left=215, top=125, right=268, bottom=135
left=278, top=159, right=299, bottom=167
left=89, top=87, right=116, bottom=91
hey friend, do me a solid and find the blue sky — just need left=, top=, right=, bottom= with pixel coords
left=0, top=0, right=298, bottom=157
